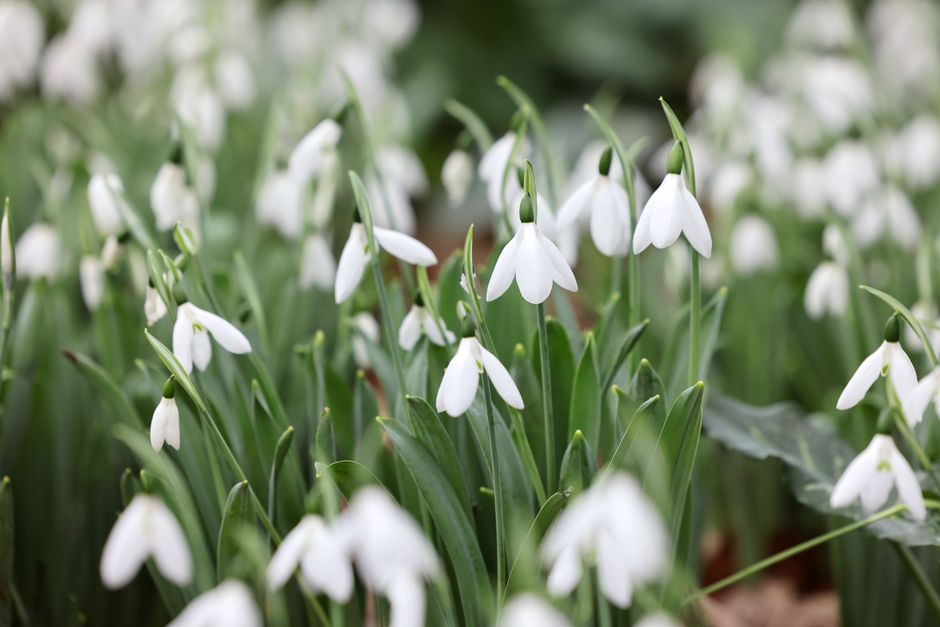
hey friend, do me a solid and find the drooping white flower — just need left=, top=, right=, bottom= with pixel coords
left=299, top=233, right=336, bottom=291
left=903, top=364, right=940, bottom=425
left=836, top=318, right=917, bottom=410
left=868, top=0, right=940, bottom=99
left=851, top=185, right=921, bottom=251
left=830, top=434, right=925, bottom=520
left=351, top=312, right=380, bottom=369
left=497, top=594, right=572, bottom=627
left=786, top=0, right=855, bottom=50
left=87, top=172, right=125, bottom=237
left=634, top=613, right=684, bottom=627
left=792, top=158, right=827, bottom=218
left=79, top=255, right=105, bottom=311
left=897, top=115, right=940, bottom=190
left=730, top=215, right=778, bottom=275
left=40, top=34, right=100, bottom=105
left=15, top=223, right=61, bottom=280
left=399, top=297, right=455, bottom=350
left=556, top=148, right=632, bottom=257
left=822, top=224, right=849, bottom=264
left=334, top=217, right=437, bottom=304
left=150, top=381, right=180, bottom=452
left=168, top=579, right=261, bottom=627
left=150, top=161, right=200, bottom=237
left=101, top=234, right=123, bottom=270
left=145, top=285, right=169, bottom=326
left=361, top=0, right=421, bottom=50
left=172, top=72, right=225, bottom=153
left=479, top=132, right=528, bottom=212
left=801, top=57, right=874, bottom=135
left=366, top=173, right=416, bottom=234
left=256, top=169, right=303, bottom=240
left=804, top=261, right=849, bottom=319
left=436, top=333, right=524, bottom=416
left=100, top=494, right=192, bottom=588
left=0, top=0, right=45, bottom=102
left=823, top=141, right=879, bottom=217
left=267, top=514, right=353, bottom=600
left=541, top=472, right=668, bottom=608
left=486, top=198, right=577, bottom=304
left=214, top=49, right=256, bottom=111
left=172, top=302, right=252, bottom=374
left=708, top=161, right=751, bottom=213
left=289, top=119, right=342, bottom=185
left=377, top=145, right=428, bottom=197
left=442, top=149, right=473, bottom=206
left=904, top=302, right=940, bottom=355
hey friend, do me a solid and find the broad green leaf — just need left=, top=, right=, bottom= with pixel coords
left=0, top=477, right=12, bottom=626
left=531, top=318, right=575, bottom=466
left=63, top=350, right=140, bottom=427
left=600, top=319, right=649, bottom=392
left=663, top=287, right=727, bottom=398
left=504, top=490, right=570, bottom=595
left=406, top=396, right=471, bottom=518
left=631, top=358, right=667, bottom=430
left=234, top=251, right=270, bottom=352
left=217, top=481, right=253, bottom=580
left=568, top=333, right=600, bottom=450
left=559, top=430, right=594, bottom=494
left=609, top=391, right=662, bottom=473
left=315, top=460, right=382, bottom=500
left=658, top=382, right=704, bottom=537
left=467, top=397, right=533, bottom=515
left=267, top=425, right=294, bottom=523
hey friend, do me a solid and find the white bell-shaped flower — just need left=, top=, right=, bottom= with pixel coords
left=168, top=580, right=261, bottom=627
left=442, top=149, right=473, bottom=206
left=352, top=312, right=380, bottom=369
left=823, top=140, right=879, bottom=217
left=288, top=119, right=342, bottom=185
left=100, top=494, right=192, bottom=588
left=851, top=185, right=921, bottom=251
left=479, top=132, right=529, bottom=212
left=151, top=379, right=180, bottom=452
left=486, top=196, right=577, bottom=304
left=903, top=365, right=940, bottom=426
left=299, top=233, right=336, bottom=291
left=730, top=215, right=778, bottom=275
left=172, top=75, right=225, bottom=153
left=172, top=302, right=252, bottom=373
left=497, top=594, right=572, bottom=627
left=145, top=284, right=169, bottom=326
left=15, top=223, right=61, bottom=280
left=267, top=514, right=353, bottom=601
left=79, top=255, right=105, bottom=311
left=837, top=317, right=917, bottom=410
left=436, top=331, right=524, bottom=417
left=804, top=261, right=849, bottom=319
left=150, top=161, right=200, bottom=237
left=830, top=434, right=925, bottom=520
left=399, top=295, right=455, bottom=350
left=214, top=49, right=256, bottom=111
left=256, top=168, right=303, bottom=240
left=904, top=302, right=940, bottom=355
left=87, top=172, right=125, bottom=237
left=366, top=173, right=416, bottom=234
left=334, top=216, right=437, bottom=304
left=0, top=0, right=44, bottom=101
left=541, top=472, right=668, bottom=608
left=40, top=34, right=100, bottom=105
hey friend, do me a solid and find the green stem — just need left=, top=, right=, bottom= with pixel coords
left=536, top=302, right=556, bottom=493
left=482, top=378, right=505, bottom=607
left=892, top=543, right=940, bottom=621
left=367, top=248, right=410, bottom=420
left=689, top=250, right=701, bottom=387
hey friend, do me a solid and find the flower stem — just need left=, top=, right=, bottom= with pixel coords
left=892, top=543, right=940, bottom=621
left=482, top=377, right=505, bottom=607
left=689, top=249, right=701, bottom=387
left=536, top=302, right=556, bottom=493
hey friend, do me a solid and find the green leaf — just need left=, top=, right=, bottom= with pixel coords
left=380, top=418, right=489, bottom=626
left=406, top=396, right=472, bottom=518
left=315, top=460, right=382, bottom=500
left=0, top=477, right=13, bottom=626
left=146, top=249, right=176, bottom=317
left=659, top=97, right=696, bottom=194
left=234, top=251, right=270, bottom=352
left=63, top=350, right=140, bottom=427
left=532, top=318, right=575, bottom=466
left=504, top=490, right=570, bottom=595
left=609, top=391, right=662, bottom=473
left=144, top=329, right=208, bottom=415
left=568, top=333, right=601, bottom=450
left=663, top=287, right=727, bottom=398
left=109, top=183, right=157, bottom=250
left=444, top=99, right=493, bottom=151
left=631, top=358, right=667, bottom=428
left=217, top=481, right=254, bottom=581
left=600, top=319, right=649, bottom=393
left=267, top=426, right=294, bottom=523
left=658, top=382, right=704, bottom=536
left=559, top=430, right=595, bottom=494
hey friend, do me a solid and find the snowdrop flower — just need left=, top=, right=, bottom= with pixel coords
left=256, top=168, right=303, bottom=240
left=172, top=302, right=252, bottom=374
left=730, top=215, right=778, bottom=275
left=79, top=256, right=105, bottom=311
left=486, top=196, right=577, bottom=304
left=708, top=161, right=751, bottom=213
left=868, top=0, right=940, bottom=99
left=822, top=224, right=849, bottom=264
left=289, top=119, right=342, bottom=185
left=377, top=145, right=428, bottom=197
left=634, top=145, right=712, bottom=258
left=366, top=173, right=416, bottom=233
left=479, top=131, right=528, bottom=211
left=0, top=0, right=44, bottom=101
left=852, top=185, right=921, bottom=250
left=442, top=149, right=473, bottom=206
left=351, top=313, right=380, bottom=369
left=399, top=293, right=455, bottom=350
left=823, top=141, right=879, bottom=217
left=267, top=514, right=353, bottom=600
left=830, top=434, right=925, bottom=520
left=792, top=158, right=827, bottom=218
left=172, top=74, right=225, bottom=153
left=150, top=160, right=200, bottom=237
left=214, top=49, right=256, bottom=111
left=541, top=472, right=668, bottom=608
left=334, top=214, right=437, bottom=304
left=497, top=594, right=572, bottom=627
left=436, top=323, right=524, bottom=416
left=100, top=234, right=123, bottom=270
left=40, top=35, right=100, bottom=105
left=145, top=284, right=169, bottom=327
left=299, top=233, right=336, bottom=291
left=556, top=147, right=631, bottom=257
left=87, top=172, right=125, bottom=237
left=837, top=316, right=917, bottom=410
left=786, top=0, right=855, bottom=50
left=804, top=262, right=849, bottom=319
left=634, top=613, right=684, bottom=627
left=15, top=223, right=61, bottom=280
left=151, top=379, right=180, bottom=452
left=802, top=57, right=874, bottom=135
left=904, top=302, right=940, bottom=355
left=904, top=362, right=940, bottom=425
left=100, top=494, right=192, bottom=588
left=168, top=580, right=261, bottom=627
left=897, top=115, right=940, bottom=190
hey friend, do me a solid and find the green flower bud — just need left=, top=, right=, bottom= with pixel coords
left=884, top=314, right=901, bottom=343
left=460, top=315, right=476, bottom=338
left=518, top=194, right=535, bottom=224
left=162, top=377, right=176, bottom=399
left=598, top=146, right=613, bottom=176
left=666, top=143, right=684, bottom=175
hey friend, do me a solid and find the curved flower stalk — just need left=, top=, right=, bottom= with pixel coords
left=836, top=316, right=916, bottom=410
left=399, top=293, right=455, bottom=350
left=540, top=472, right=668, bottom=608
left=288, top=119, right=342, bottom=185
left=497, top=594, right=572, bottom=627
left=86, top=172, right=125, bottom=237
left=486, top=195, right=577, bottom=305
left=100, top=494, right=192, bottom=589
left=334, top=213, right=437, bottom=304
left=830, top=434, right=926, bottom=520
left=150, top=378, right=180, bottom=452
left=267, top=514, right=353, bottom=600
left=168, top=580, right=261, bottom=627
left=172, top=302, right=252, bottom=374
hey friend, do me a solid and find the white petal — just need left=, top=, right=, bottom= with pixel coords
left=100, top=499, right=150, bottom=588
left=555, top=180, right=594, bottom=230
left=886, top=343, right=917, bottom=400
left=298, top=518, right=354, bottom=602
left=335, top=226, right=368, bottom=304
left=374, top=227, right=437, bottom=266
left=860, top=468, right=893, bottom=511
left=590, top=181, right=626, bottom=256
left=386, top=576, right=425, bottom=627
left=632, top=199, right=653, bottom=254
left=546, top=545, right=582, bottom=597
left=267, top=521, right=308, bottom=590
left=437, top=340, right=480, bottom=416
left=172, top=314, right=194, bottom=374
left=830, top=445, right=878, bottom=509
left=149, top=501, right=193, bottom=585
left=680, top=187, right=712, bottom=258
left=514, top=225, right=554, bottom=304
left=486, top=233, right=520, bottom=302
left=596, top=532, right=633, bottom=608
left=165, top=399, right=180, bottom=450
left=891, top=449, right=926, bottom=520
left=540, top=231, right=578, bottom=293
left=836, top=343, right=887, bottom=410
left=192, top=330, right=212, bottom=372
left=647, top=174, right=684, bottom=249
left=192, top=306, right=251, bottom=355
left=398, top=307, right=423, bottom=351
left=150, top=401, right=168, bottom=452
left=480, top=346, right=525, bottom=410
left=904, top=372, right=939, bottom=426
left=420, top=310, right=451, bottom=346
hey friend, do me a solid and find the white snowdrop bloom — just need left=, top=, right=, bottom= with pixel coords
left=288, top=119, right=342, bottom=185
left=689, top=54, right=745, bottom=121
left=299, top=233, right=336, bottom=291
left=352, top=312, right=380, bottom=369
left=486, top=197, right=577, bottom=304
left=15, top=223, right=61, bottom=280
left=903, top=365, right=940, bottom=425
left=803, top=57, right=873, bottom=135
left=68, top=0, right=116, bottom=54
left=541, top=472, right=668, bottom=608
left=904, top=302, right=940, bottom=355
left=334, top=217, right=437, bottom=304
left=361, top=0, right=421, bottom=49
left=399, top=297, right=455, bottom=350
left=0, top=0, right=44, bottom=101
left=747, top=93, right=795, bottom=199
left=366, top=174, right=416, bottom=234
left=786, top=0, right=855, bottom=49
left=442, top=149, right=473, bottom=206
left=898, top=115, right=940, bottom=190
left=40, top=34, right=100, bottom=105
left=851, top=185, right=921, bottom=250
left=823, top=141, right=880, bottom=217
left=868, top=0, right=940, bottom=99
left=556, top=148, right=631, bottom=257
left=100, top=234, right=123, bottom=270
left=79, top=256, right=105, bottom=311
left=168, top=580, right=261, bottom=627
left=87, top=172, right=125, bottom=237
left=837, top=318, right=917, bottom=410
left=100, top=494, right=192, bottom=588
left=830, top=434, right=925, bottom=520
left=708, top=161, right=751, bottom=213
left=804, top=261, right=849, bottom=319
left=145, top=285, right=168, bottom=327
left=497, top=594, right=572, bottom=627
left=168, top=23, right=211, bottom=65
left=822, top=224, right=849, bottom=264
left=150, top=162, right=200, bottom=237
left=479, top=132, right=529, bottom=212
left=730, top=215, right=778, bottom=275
left=377, top=145, right=428, bottom=196
left=791, top=158, right=827, bottom=218
left=634, top=613, right=684, bottom=627
left=172, top=302, right=252, bottom=374
left=171, top=65, right=227, bottom=152
left=267, top=514, right=353, bottom=601
left=633, top=148, right=712, bottom=259
left=150, top=387, right=180, bottom=452
left=256, top=169, right=303, bottom=240
left=214, top=49, right=256, bottom=111
left=436, top=333, right=524, bottom=416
